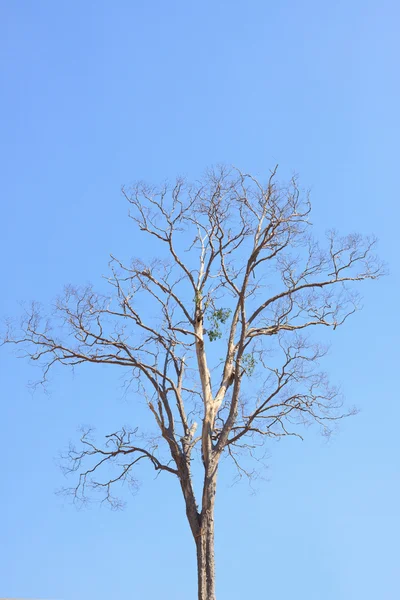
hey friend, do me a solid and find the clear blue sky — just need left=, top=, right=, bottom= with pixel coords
left=1, top=1, right=399, bottom=598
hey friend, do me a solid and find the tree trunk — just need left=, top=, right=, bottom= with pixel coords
left=195, top=465, right=218, bottom=600
left=195, top=507, right=216, bottom=600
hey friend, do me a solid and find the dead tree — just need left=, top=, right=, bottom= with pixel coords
left=3, top=166, right=384, bottom=600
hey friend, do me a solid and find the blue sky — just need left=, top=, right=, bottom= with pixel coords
left=1, top=1, right=399, bottom=598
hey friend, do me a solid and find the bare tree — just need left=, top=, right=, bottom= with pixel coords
left=3, top=166, right=384, bottom=600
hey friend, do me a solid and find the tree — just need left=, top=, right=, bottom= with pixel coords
left=3, top=166, right=384, bottom=600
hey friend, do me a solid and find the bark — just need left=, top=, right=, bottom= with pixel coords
left=194, top=463, right=218, bottom=600
left=195, top=509, right=216, bottom=600
left=196, top=533, right=208, bottom=600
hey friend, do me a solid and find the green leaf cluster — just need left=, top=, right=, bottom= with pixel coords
left=242, top=353, right=256, bottom=376
left=207, top=308, right=232, bottom=342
